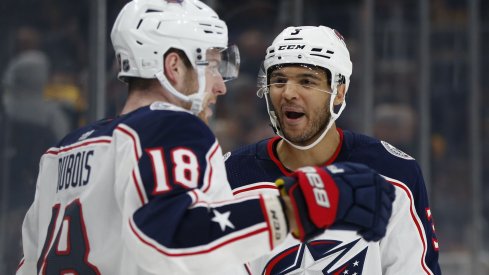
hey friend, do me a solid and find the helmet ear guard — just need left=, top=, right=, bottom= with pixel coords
left=111, top=0, right=239, bottom=114
left=258, top=26, right=352, bottom=150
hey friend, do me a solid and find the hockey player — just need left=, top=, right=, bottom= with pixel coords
left=225, top=26, right=441, bottom=274
left=16, top=2, right=394, bottom=275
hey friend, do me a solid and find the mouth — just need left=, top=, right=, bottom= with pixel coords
left=285, top=111, right=305, bottom=119
left=282, top=105, right=305, bottom=118
left=281, top=106, right=306, bottom=126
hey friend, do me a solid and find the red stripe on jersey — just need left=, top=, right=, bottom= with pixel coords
left=264, top=245, right=300, bottom=275
left=115, top=125, right=141, bottom=159
left=16, top=258, right=25, bottom=272
left=266, top=128, right=344, bottom=175
left=233, top=184, right=278, bottom=196
left=332, top=265, right=348, bottom=275
left=267, top=136, right=292, bottom=176
left=129, top=218, right=268, bottom=257
left=258, top=195, right=274, bottom=249
left=115, top=125, right=146, bottom=204
left=202, top=141, right=220, bottom=193
left=132, top=170, right=146, bottom=205
left=188, top=189, right=201, bottom=207
left=45, top=138, right=111, bottom=155
left=191, top=195, right=258, bottom=209
left=388, top=179, right=432, bottom=275
left=325, top=128, right=344, bottom=165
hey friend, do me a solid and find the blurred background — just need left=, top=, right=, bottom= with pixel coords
left=0, top=0, right=487, bottom=274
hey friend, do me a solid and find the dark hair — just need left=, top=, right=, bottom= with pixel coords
left=127, top=48, right=192, bottom=91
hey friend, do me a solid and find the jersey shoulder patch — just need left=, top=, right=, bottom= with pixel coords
left=380, top=140, right=414, bottom=160
left=223, top=151, right=232, bottom=162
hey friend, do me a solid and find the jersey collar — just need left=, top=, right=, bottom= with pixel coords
left=266, top=128, right=344, bottom=176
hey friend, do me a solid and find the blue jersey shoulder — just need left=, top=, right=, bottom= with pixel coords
left=56, top=103, right=215, bottom=150
left=226, top=130, right=425, bottom=191
left=56, top=118, right=114, bottom=147
left=225, top=138, right=282, bottom=188
left=122, top=104, right=215, bottom=149
left=339, top=130, right=423, bottom=189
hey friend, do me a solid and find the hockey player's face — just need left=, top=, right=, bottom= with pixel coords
left=269, top=65, right=331, bottom=145
left=198, top=49, right=227, bottom=124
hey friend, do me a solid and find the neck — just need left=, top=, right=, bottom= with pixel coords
left=120, top=87, right=190, bottom=115
left=276, top=126, right=340, bottom=171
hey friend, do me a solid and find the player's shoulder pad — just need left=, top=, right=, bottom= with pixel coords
left=56, top=118, right=114, bottom=147
left=343, top=130, right=421, bottom=185
left=344, top=130, right=415, bottom=162
left=224, top=142, right=258, bottom=171
left=225, top=143, right=257, bottom=161
left=225, top=139, right=274, bottom=189
left=224, top=138, right=271, bottom=164
left=122, top=102, right=215, bottom=148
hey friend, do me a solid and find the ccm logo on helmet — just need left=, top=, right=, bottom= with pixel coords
left=278, top=44, right=306, bottom=50
left=299, top=167, right=331, bottom=208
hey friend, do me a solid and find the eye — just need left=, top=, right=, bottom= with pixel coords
left=300, top=78, right=318, bottom=88
left=270, top=77, right=287, bottom=87
left=207, top=60, right=221, bottom=75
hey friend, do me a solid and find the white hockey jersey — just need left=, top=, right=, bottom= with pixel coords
left=17, top=102, right=287, bottom=275
left=225, top=129, right=441, bottom=274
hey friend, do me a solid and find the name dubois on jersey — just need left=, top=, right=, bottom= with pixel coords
left=57, top=150, right=94, bottom=192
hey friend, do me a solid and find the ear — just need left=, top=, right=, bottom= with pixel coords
left=333, top=84, right=346, bottom=105
left=164, top=52, right=183, bottom=85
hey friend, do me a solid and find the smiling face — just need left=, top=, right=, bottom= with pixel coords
left=268, top=64, right=332, bottom=146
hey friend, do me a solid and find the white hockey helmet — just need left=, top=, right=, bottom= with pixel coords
left=257, top=26, right=353, bottom=150
left=111, top=0, right=239, bottom=114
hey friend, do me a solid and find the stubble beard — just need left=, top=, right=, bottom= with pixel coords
left=183, top=68, right=211, bottom=124
left=280, top=107, right=330, bottom=146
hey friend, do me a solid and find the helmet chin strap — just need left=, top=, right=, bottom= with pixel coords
left=155, top=65, right=207, bottom=115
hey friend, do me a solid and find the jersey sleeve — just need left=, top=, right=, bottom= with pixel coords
left=334, top=133, right=441, bottom=274
left=410, top=163, right=441, bottom=274
left=360, top=146, right=441, bottom=275
left=114, top=110, right=288, bottom=274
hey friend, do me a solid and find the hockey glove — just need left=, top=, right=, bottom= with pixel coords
left=276, top=162, right=395, bottom=242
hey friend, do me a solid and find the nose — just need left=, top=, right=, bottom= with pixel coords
left=213, top=75, right=227, bottom=96
left=282, top=83, right=298, bottom=100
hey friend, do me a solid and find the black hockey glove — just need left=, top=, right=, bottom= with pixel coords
left=276, top=162, right=395, bottom=242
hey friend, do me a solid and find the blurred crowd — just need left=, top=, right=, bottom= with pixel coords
left=0, top=0, right=488, bottom=274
